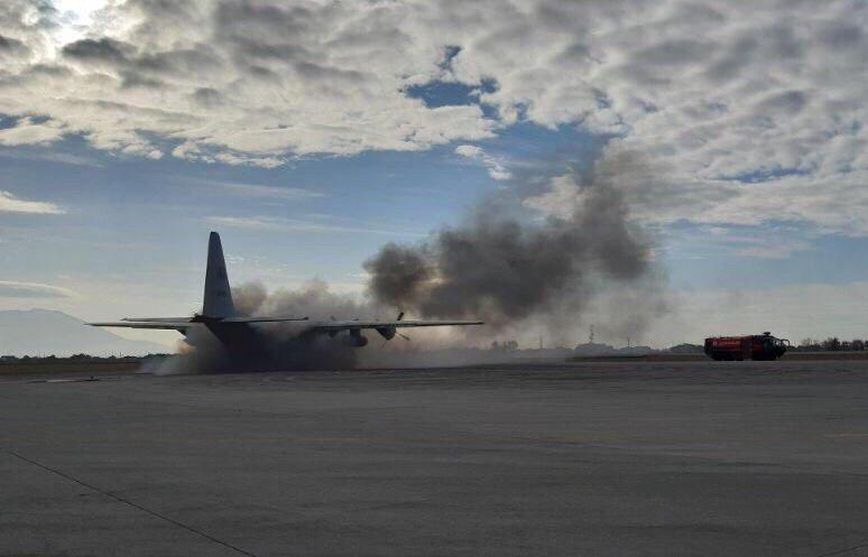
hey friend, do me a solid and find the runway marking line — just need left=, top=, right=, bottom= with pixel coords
left=5, top=449, right=257, bottom=557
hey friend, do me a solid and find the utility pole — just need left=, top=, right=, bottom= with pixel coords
left=589, top=324, right=595, bottom=344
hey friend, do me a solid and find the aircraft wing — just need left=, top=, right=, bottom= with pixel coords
left=219, top=316, right=309, bottom=324
left=88, top=320, right=194, bottom=331
left=121, top=317, right=192, bottom=323
left=88, top=315, right=308, bottom=331
left=308, top=319, right=483, bottom=332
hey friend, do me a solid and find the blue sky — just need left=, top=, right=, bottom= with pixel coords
left=2, top=0, right=868, bottom=348
left=0, top=123, right=595, bottom=300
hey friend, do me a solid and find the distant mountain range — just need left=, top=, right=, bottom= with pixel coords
left=0, top=309, right=170, bottom=357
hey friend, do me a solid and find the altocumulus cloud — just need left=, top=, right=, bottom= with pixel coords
left=1, top=1, right=867, bottom=232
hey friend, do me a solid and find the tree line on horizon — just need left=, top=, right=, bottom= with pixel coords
left=794, top=338, right=868, bottom=352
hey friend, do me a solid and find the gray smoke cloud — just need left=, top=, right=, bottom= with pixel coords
left=364, top=152, right=659, bottom=339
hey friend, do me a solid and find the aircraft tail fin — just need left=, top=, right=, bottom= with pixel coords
left=202, top=231, right=236, bottom=318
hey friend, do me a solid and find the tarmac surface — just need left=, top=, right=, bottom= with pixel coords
left=2, top=360, right=868, bottom=556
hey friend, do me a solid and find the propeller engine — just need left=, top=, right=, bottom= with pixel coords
left=376, top=312, right=410, bottom=343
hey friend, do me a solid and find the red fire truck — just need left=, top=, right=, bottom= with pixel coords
left=704, top=332, right=790, bottom=361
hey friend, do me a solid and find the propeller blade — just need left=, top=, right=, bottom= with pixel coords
left=398, top=332, right=411, bottom=341
left=397, top=311, right=404, bottom=321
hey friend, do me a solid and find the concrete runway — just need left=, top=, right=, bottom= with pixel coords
left=2, top=360, right=868, bottom=556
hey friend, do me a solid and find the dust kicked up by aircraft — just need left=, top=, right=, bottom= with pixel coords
left=90, top=232, right=482, bottom=371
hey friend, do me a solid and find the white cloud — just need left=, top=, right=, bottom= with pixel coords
left=0, top=118, right=65, bottom=146
left=171, top=141, right=284, bottom=168
left=0, top=191, right=65, bottom=214
left=0, top=0, right=866, bottom=233
left=454, top=144, right=512, bottom=180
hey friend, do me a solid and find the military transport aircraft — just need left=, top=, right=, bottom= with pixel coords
left=90, top=232, right=482, bottom=348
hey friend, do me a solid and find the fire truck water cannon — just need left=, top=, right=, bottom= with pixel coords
left=704, top=332, right=791, bottom=361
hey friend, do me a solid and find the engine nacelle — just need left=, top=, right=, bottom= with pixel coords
left=376, top=326, right=396, bottom=341
left=344, top=329, right=368, bottom=347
